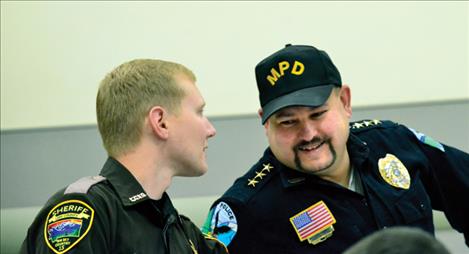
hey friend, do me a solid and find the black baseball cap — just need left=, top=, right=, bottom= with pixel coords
left=255, top=44, right=342, bottom=124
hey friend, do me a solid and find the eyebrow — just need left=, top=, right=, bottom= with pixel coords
left=274, top=110, right=295, bottom=119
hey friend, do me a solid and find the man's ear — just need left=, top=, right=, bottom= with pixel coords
left=339, top=85, right=352, bottom=118
left=258, top=108, right=263, bottom=119
left=258, top=108, right=269, bottom=129
left=148, top=106, right=169, bottom=139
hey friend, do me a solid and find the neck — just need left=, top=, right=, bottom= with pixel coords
left=320, top=170, right=350, bottom=187
left=319, top=151, right=351, bottom=188
left=116, top=144, right=173, bottom=200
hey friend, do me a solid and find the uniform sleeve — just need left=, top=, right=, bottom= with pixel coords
left=405, top=126, right=469, bottom=246
left=201, top=199, right=255, bottom=254
left=20, top=193, right=111, bottom=253
left=179, top=215, right=229, bottom=254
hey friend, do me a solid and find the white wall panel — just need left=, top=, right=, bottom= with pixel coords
left=1, top=2, right=468, bottom=130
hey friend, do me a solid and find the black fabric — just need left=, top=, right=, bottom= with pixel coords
left=20, top=157, right=228, bottom=254
left=210, top=120, right=469, bottom=253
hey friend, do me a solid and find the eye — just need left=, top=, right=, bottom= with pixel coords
left=279, top=119, right=297, bottom=126
left=310, top=110, right=327, bottom=118
left=197, top=107, right=205, bottom=116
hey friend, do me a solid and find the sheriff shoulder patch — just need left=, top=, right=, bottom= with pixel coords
left=44, top=199, right=94, bottom=253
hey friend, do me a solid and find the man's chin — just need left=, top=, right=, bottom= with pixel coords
left=295, top=166, right=328, bottom=175
left=195, top=165, right=208, bottom=176
left=177, top=166, right=207, bottom=177
left=296, top=158, right=335, bottom=174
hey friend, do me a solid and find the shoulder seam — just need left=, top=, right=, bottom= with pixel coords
left=64, top=175, right=106, bottom=194
left=223, top=161, right=277, bottom=205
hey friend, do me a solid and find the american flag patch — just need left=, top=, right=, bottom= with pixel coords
left=289, top=201, right=336, bottom=242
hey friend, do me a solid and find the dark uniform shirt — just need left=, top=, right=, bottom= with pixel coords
left=202, top=120, right=469, bottom=254
left=21, top=157, right=228, bottom=254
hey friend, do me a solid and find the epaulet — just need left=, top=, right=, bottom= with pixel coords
left=223, top=160, right=276, bottom=204
left=350, top=119, right=397, bottom=133
left=64, top=175, right=106, bottom=194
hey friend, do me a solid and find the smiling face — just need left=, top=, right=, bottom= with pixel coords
left=263, top=86, right=352, bottom=179
left=166, top=76, right=217, bottom=177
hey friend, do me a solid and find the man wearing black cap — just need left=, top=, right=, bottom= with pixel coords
left=201, top=44, right=469, bottom=253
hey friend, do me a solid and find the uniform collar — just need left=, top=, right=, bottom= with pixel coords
left=260, top=149, right=309, bottom=188
left=150, top=192, right=179, bottom=222
left=100, top=157, right=151, bottom=206
left=279, top=166, right=308, bottom=188
left=347, top=133, right=370, bottom=166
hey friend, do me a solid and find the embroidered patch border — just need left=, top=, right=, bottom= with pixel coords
left=205, top=202, right=238, bottom=247
left=44, top=199, right=94, bottom=254
left=408, top=127, right=445, bottom=152
left=289, top=201, right=336, bottom=244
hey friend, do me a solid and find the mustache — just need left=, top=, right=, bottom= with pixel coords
left=294, top=137, right=324, bottom=151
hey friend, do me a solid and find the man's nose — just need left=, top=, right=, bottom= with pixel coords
left=206, top=119, right=216, bottom=138
left=298, top=121, right=318, bottom=141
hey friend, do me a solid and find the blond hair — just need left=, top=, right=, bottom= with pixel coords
left=96, top=59, right=196, bottom=157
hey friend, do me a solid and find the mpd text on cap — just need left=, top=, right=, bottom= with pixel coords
left=255, top=44, right=342, bottom=124
left=267, top=60, right=305, bottom=86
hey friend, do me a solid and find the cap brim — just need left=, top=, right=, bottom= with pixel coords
left=261, top=84, right=335, bottom=124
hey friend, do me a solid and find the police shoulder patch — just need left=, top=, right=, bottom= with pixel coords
left=201, top=201, right=238, bottom=247
left=408, top=127, right=445, bottom=152
left=44, top=199, right=94, bottom=253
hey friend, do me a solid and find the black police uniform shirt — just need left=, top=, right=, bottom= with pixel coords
left=201, top=120, right=469, bottom=254
left=20, top=157, right=228, bottom=254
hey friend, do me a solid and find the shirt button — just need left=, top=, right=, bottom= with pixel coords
left=419, top=204, right=425, bottom=211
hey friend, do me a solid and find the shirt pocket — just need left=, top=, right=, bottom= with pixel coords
left=394, top=177, right=434, bottom=230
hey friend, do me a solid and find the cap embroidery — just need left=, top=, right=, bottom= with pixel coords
left=267, top=60, right=305, bottom=86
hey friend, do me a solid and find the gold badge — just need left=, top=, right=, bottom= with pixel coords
left=378, top=153, right=410, bottom=189
left=44, top=199, right=94, bottom=253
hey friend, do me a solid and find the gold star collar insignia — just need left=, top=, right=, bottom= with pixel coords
left=351, top=119, right=382, bottom=129
left=247, top=178, right=259, bottom=187
left=255, top=171, right=267, bottom=179
left=247, top=163, right=274, bottom=187
left=262, top=163, right=273, bottom=172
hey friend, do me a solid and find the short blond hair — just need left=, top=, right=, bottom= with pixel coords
left=96, top=59, right=196, bottom=157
